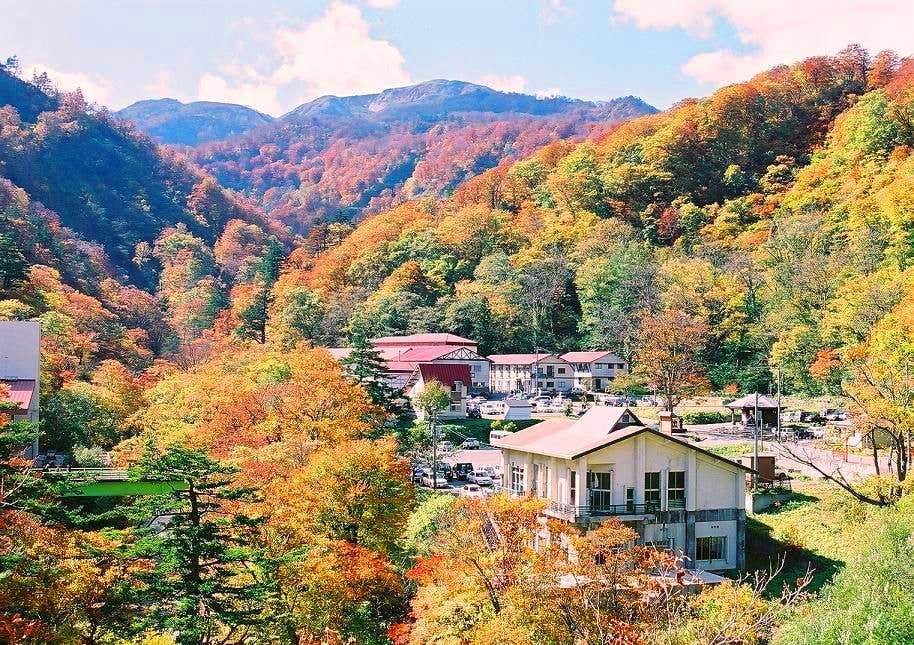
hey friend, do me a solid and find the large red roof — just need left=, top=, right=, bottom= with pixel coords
left=373, top=333, right=477, bottom=348
left=0, top=379, right=35, bottom=412
left=561, top=351, right=623, bottom=363
left=418, top=363, right=472, bottom=388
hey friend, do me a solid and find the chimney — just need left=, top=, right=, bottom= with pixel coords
left=658, top=411, right=681, bottom=435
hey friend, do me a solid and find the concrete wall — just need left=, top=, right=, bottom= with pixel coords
left=0, top=321, right=40, bottom=381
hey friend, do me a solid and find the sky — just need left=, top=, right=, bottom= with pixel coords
left=2, top=0, right=914, bottom=116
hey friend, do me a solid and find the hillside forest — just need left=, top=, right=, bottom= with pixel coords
left=3, top=44, right=914, bottom=642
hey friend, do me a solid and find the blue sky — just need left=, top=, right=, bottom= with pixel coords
left=2, top=0, right=912, bottom=115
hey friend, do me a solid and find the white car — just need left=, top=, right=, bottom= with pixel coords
left=438, top=441, right=455, bottom=453
left=467, top=470, right=493, bottom=486
left=479, top=402, right=504, bottom=415
left=461, top=483, right=486, bottom=498
left=461, top=438, right=481, bottom=450
left=421, top=473, right=449, bottom=488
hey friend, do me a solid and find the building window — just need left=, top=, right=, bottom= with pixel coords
left=696, top=536, right=727, bottom=562
left=596, top=363, right=607, bottom=369
left=511, top=464, right=525, bottom=494
left=588, top=471, right=612, bottom=508
left=569, top=469, right=577, bottom=506
left=543, top=466, right=551, bottom=498
left=645, top=472, right=661, bottom=507
left=532, top=464, right=540, bottom=496
left=668, top=471, right=685, bottom=509
left=558, top=367, right=566, bottom=374
left=546, top=381, right=554, bottom=388
left=625, top=487, right=635, bottom=512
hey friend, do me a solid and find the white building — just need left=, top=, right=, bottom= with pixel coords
left=560, top=351, right=628, bottom=392
left=0, top=321, right=40, bottom=455
left=492, top=406, right=750, bottom=570
left=410, top=363, right=471, bottom=420
left=488, top=354, right=573, bottom=394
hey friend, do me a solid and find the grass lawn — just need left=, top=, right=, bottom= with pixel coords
left=745, top=480, right=873, bottom=596
left=704, top=442, right=754, bottom=459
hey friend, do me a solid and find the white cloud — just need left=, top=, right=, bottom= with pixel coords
left=144, top=70, right=188, bottom=101
left=475, top=73, right=529, bottom=93
left=24, top=64, right=113, bottom=106
left=197, top=73, right=283, bottom=115
left=366, top=0, right=400, bottom=8
left=541, top=0, right=574, bottom=25
left=197, top=2, right=411, bottom=114
left=612, top=0, right=914, bottom=86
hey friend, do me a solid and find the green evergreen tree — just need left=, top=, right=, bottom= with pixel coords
left=132, top=444, right=265, bottom=644
left=342, top=332, right=402, bottom=417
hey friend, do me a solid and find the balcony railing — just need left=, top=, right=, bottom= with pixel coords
left=546, top=500, right=660, bottom=518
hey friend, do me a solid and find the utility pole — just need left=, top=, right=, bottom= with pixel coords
left=430, top=411, right=438, bottom=488
left=753, top=391, right=760, bottom=492
left=776, top=366, right=782, bottom=443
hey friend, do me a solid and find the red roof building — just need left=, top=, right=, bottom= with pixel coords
left=373, top=333, right=477, bottom=350
left=417, top=363, right=472, bottom=388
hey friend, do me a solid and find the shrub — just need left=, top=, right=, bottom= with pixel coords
left=680, top=411, right=729, bottom=425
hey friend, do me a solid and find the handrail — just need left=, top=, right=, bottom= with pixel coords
left=547, top=500, right=661, bottom=517
left=42, top=467, right=130, bottom=480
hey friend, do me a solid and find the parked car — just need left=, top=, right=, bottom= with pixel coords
left=466, top=407, right=481, bottom=419
left=461, top=438, right=481, bottom=450
left=461, top=483, right=486, bottom=498
left=421, top=472, right=449, bottom=488
left=438, top=441, right=455, bottom=453
left=467, top=470, right=493, bottom=486
left=451, top=462, right=474, bottom=480
left=479, top=402, right=504, bottom=415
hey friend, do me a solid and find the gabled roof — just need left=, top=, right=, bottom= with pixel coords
left=417, top=363, right=472, bottom=388
left=726, top=393, right=778, bottom=410
left=560, top=350, right=624, bottom=364
left=0, top=379, right=36, bottom=412
left=493, top=405, right=752, bottom=470
left=398, top=346, right=486, bottom=362
left=373, top=333, right=476, bottom=347
left=487, top=353, right=564, bottom=365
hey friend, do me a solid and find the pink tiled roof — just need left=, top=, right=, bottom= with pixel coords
left=561, top=351, right=622, bottom=363
left=418, top=363, right=472, bottom=388
left=386, top=361, right=419, bottom=373
left=373, top=333, right=476, bottom=348
left=0, top=379, right=35, bottom=412
left=325, top=347, right=353, bottom=360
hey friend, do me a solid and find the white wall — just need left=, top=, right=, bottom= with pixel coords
left=0, top=321, right=40, bottom=380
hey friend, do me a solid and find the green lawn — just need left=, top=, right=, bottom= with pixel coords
left=705, top=442, right=754, bottom=459
left=745, top=480, right=873, bottom=595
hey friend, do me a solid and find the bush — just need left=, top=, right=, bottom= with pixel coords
left=680, top=411, right=729, bottom=425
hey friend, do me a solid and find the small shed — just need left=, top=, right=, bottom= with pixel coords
left=726, top=393, right=778, bottom=427
left=740, top=453, right=776, bottom=483
left=501, top=399, right=532, bottom=421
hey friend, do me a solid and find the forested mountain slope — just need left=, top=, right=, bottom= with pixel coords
left=0, top=63, right=289, bottom=381
left=183, top=80, right=656, bottom=230
left=268, top=47, right=914, bottom=396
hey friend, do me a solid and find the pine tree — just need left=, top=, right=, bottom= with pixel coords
left=132, top=444, right=265, bottom=644
left=342, top=333, right=402, bottom=417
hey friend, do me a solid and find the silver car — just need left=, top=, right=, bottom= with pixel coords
left=467, top=470, right=493, bottom=486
